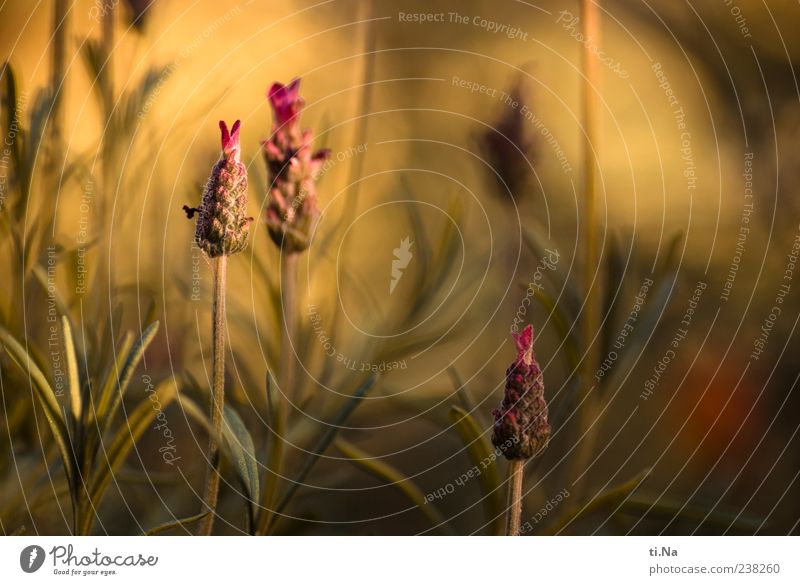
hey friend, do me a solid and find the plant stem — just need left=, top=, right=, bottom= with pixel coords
left=505, top=459, right=524, bottom=536
left=50, top=0, right=67, bottom=160
left=571, top=0, right=602, bottom=500
left=280, top=251, right=298, bottom=401
left=256, top=251, right=297, bottom=534
left=197, top=255, right=227, bottom=535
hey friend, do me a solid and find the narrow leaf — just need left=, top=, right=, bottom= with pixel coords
left=0, top=327, right=75, bottom=490
left=84, top=379, right=177, bottom=534
left=620, top=494, right=763, bottom=533
left=544, top=468, right=651, bottom=535
left=448, top=405, right=504, bottom=535
left=143, top=511, right=210, bottom=536
left=61, top=317, right=82, bottom=424
left=272, top=375, right=377, bottom=521
left=600, top=232, right=625, bottom=363
left=96, top=321, right=159, bottom=435
left=222, top=405, right=260, bottom=534
left=530, top=287, right=581, bottom=371
left=335, top=438, right=453, bottom=535
left=522, top=225, right=579, bottom=316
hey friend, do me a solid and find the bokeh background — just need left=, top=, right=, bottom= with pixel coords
left=1, top=0, right=799, bottom=535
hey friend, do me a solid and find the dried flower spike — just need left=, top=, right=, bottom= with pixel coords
left=492, top=324, right=551, bottom=460
left=184, top=120, right=252, bottom=258
left=263, top=78, right=330, bottom=254
left=478, top=72, right=537, bottom=201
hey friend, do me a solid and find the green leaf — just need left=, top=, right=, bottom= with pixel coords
left=257, top=370, right=286, bottom=535
left=335, top=438, right=453, bottom=535
left=544, top=468, right=651, bottom=534
left=61, top=317, right=82, bottom=426
left=142, top=511, right=210, bottom=536
left=447, top=367, right=478, bottom=421
left=522, top=224, right=579, bottom=316
left=95, top=321, right=159, bottom=436
left=271, top=375, right=377, bottom=523
left=404, top=186, right=431, bottom=295
left=429, top=193, right=465, bottom=295
left=32, top=264, right=73, bottom=328
left=222, top=405, right=260, bottom=534
left=619, top=494, right=763, bottom=534
left=1, top=61, right=27, bottom=210
left=530, top=286, right=581, bottom=372
left=83, top=379, right=177, bottom=535
left=448, top=405, right=504, bottom=535
left=602, top=258, right=678, bottom=392
left=0, top=326, right=76, bottom=503
left=92, top=332, right=133, bottom=419
left=600, top=232, right=625, bottom=364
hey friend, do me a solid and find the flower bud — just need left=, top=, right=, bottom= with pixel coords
left=262, top=79, right=330, bottom=254
left=492, top=324, right=551, bottom=460
left=184, top=120, right=252, bottom=258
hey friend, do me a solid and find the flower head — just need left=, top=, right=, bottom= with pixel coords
left=262, top=79, right=329, bottom=254
left=477, top=72, right=537, bottom=202
left=268, top=78, right=303, bottom=131
left=183, top=120, right=252, bottom=258
left=220, top=118, right=241, bottom=160
left=492, top=324, right=551, bottom=460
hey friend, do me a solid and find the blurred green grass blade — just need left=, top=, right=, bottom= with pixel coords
left=447, top=367, right=479, bottom=422
left=602, top=238, right=680, bottom=392
left=428, top=193, right=464, bottom=295
left=620, top=494, right=763, bottom=533
left=403, top=186, right=431, bottom=293
left=85, top=379, right=177, bottom=534
left=272, top=375, right=377, bottom=523
left=1, top=60, right=28, bottom=214
left=544, top=468, right=651, bottom=535
left=61, top=317, right=82, bottom=426
left=335, top=438, right=454, bottom=535
left=222, top=404, right=260, bottom=534
left=522, top=225, right=579, bottom=316
left=531, top=287, right=581, bottom=372
left=92, top=331, right=133, bottom=420
left=22, top=217, right=42, bottom=278
left=27, top=87, right=55, bottom=176
left=1, top=62, right=21, bottom=169
left=258, top=370, right=286, bottom=535
left=96, top=321, right=159, bottom=436
left=448, top=405, right=504, bottom=535
left=142, top=511, right=210, bottom=536
left=600, top=232, right=625, bottom=363
left=32, top=265, right=74, bottom=332
left=0, top=326, right=75, bottom=490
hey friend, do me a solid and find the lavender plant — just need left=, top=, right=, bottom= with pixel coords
left=257, top=78, right=330, bottom=534
left=184, top=120, right=252, bottom=535
left=492, top=325, right=550, bottom=535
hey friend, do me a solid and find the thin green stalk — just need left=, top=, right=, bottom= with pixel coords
left=342, top=1, right=375, bottom=220
left=256, top=251, right=297, bottom=534
left=317, top=5, right=375, bottom=385
left=280, top=251, right=298, bottom=402
left=50, top=0, right=67, bottom=160
left=256, top=378, right=286, bottom=535
left=571, top=0, right=602, bottom=500
left=197, top=255, right=228, bottom=535
left=505, top=460, right=524, bottom=536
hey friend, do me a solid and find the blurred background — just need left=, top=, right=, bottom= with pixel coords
left=1, top=0, right=799, bottom=535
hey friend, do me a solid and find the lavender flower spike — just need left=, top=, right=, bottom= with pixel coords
left=263, top=79, right=330, bottom=254
left=184, top=120, right=252, bottom=258
left=492, top=324, right=551, bottom=460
